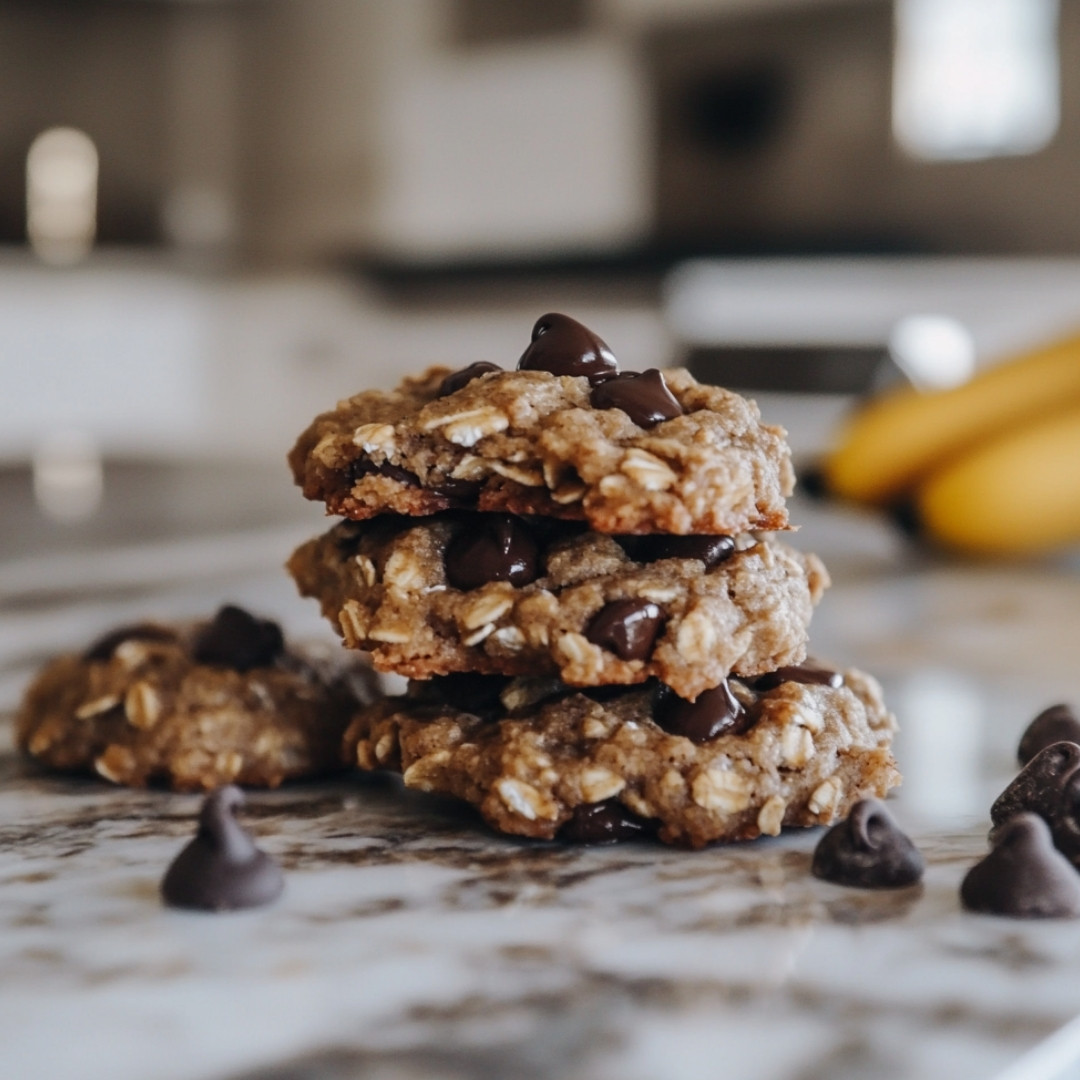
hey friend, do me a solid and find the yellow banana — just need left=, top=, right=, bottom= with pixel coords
left=823, top=333, right=1080, bottom=504
left=916, top=403, right=1080, bottom=556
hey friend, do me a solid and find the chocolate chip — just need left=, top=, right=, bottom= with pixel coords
left=585, top=599, right=664, bottom=662
left=192, top=605, right=285, bottom=672
left=653, top=680, right=751, bottom=743
left=1049, top=769, right=1080, bottom=866
left=960, top=813, right=1080, bottom=919
left=423, top=673, right=511, bottom=717
left=752, top=662, right=843, bottom=692
left=83, top=623, right=178, bottom=662
left=589, top=369, right=684, bottom=428
left=1018, top=704, right=1080, bottom=766
left=559, top=801, right=649, bottom=844
left=348, top=458, right=420, bottom=487
left=811, top=798, right=924, bottom=889
left=161, top=786, right=284, bottom=912
left=438, top=361, right=502, bottom=398
left=428, top=478, right=483, bottom=501
left=517, top=313, right=618, bottom=384
left=990, top=740, right=1080, bottom=831
left=614, top=534, right=735, bottom=568
left=444, top=514, right=539, bottom=591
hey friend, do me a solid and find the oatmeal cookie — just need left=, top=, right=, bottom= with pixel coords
left=342, top=665, right=899, bottom=848
left=16, top=606, right=382, bottom=791
left=289, top=514, right=828, bottom=700
left=288, top=361, right=793, bottom=536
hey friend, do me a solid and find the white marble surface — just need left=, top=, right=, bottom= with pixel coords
left=3, top=491, right=1080, bottom=1080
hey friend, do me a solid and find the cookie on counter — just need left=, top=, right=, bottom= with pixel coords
left=288, top=314, right=794, bottom=536
left=342, top=664, right=899, bottom=849
left=289, top=513, right=828, bottom=700
left=16, top=605, right=382, bottom=791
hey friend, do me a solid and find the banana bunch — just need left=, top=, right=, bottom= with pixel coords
left=822, top=333, right=1080, bottom=556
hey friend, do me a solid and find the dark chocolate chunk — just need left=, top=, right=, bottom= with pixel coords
left=192, top=605, right=285, bottom=672
left=653, top=680, right=751, bottom=743
left=960, top=813, right=1080, bottom=919
left=438, top=361, right=502, bottom=398
left=614, top=534, right=735, bottom=568
left=1018, top=704, right=1080, bottom=766
left=83, top=623, right=178, bottom=662
left=517, top=313, right=618, bottom=384
left=428, top=478, right=483, bottom=501
left=753, top=662, right=844, bottom=692
left=585, top=599, right=664, bottom=661
left=559, top=801, right=649, bottom=844
left=348, top=458, right=420, bottom=487
left=811, top=798, right=924, bottom=889
left=990, top=740, right=1080, bottom=830
left=590, top=369, right=684, bottom=428
left=161, top=786, right=284, bottom=912
left=423, top=673, right=511, bottom=717
left=444, top=514, right=540, bottom=591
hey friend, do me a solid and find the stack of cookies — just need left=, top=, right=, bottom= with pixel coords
left=288, top=314, right=899, bottom=847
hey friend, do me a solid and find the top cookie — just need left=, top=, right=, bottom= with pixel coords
left=289, top=314, right=794, bottom=535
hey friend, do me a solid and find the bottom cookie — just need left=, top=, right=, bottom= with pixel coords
left=343, top=665, right=899, bottom=848
left=17, top=606, right=382, bottom=791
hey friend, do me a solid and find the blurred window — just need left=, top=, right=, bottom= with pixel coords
left=26, top=126, right=98, bottom=264
left=893, top=0, right=1060, bottom=160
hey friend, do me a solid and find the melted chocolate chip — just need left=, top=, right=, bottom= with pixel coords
left=161, top=786, right=284, bottom=912
left=423, top=673, right=511, bottom=717
left=428, top=478, right=483, bottom=501
left=438, top=361, right=502, bottom=398
left=348, top=458, right=420, bottom=487
left=444, top=515, right=539, bottom=591
left=517, top=313, right=618, bottom=384
left=1018, top=704, right=1080, bottom=766
left=752, top=662, right=843, bottom=692
left=990, top=740, right=1080, bottom=831
left=192, top=605, right=285, bottom=672
left=811, top=799, right=924, bottom=889
left=653, top=680, right=751, bottom=743
left=83, top=623, right=178, bottom=662
left=960, top=813, right=1080, bottom=919
left=559, top=801, right=649, bottom=844
left=585, top=599, right=664, bottom=662
left=589, top=369, right=684, bottom=428
left=614, top=534, right=735, bottom=568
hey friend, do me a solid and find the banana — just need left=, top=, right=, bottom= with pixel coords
left=823, top=333, right=1080, bottom=504
left=916, top=403, right=1080, bottom=556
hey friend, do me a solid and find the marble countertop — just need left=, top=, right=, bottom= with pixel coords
left=4, top=488, right=1080, bottom=1080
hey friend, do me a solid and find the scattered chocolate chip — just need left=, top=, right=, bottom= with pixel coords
left=811, top=798, right=924, bottom=889
left=438, top=361, right=502, bottom=397
left=161, top=786, right=284, bottom=912
left=585, top=599, right=664, bottom=662
left=428, top=478, right=483, bottom=501
left=423, top=673, right=511, bottom=717
left=752, top=662, right=843, bottom=692
left=444, top=514, right=540, bottom=591
left=348, top=458, right=420, bottom=487
left=517, top=313, right=618, bottom=384
left=559, top=801, right=649, bottom=844
left=83, top=623, right=178, bottom=662
left=960, top=813, right=1080, bottom=919
left=589, top=369, right=684, bottom=428
left=192, top=605, right=285, bottom=672
left=614, top=534, right=735, bottom=568
left=1049, top=769, right=1080, bottom=866
left=653, top=680, right=751, bottom=743
left=1018, top=704, right=1080, bottom=766
left=990, top=740, right=1080, bottom=831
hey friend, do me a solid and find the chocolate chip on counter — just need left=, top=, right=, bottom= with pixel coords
left=589, top=369, right=684, bottom=428
left=161, top=786, right=284, bottom=912
left=1018, top=704, right=1080, bottom=766
left=585, top=599, right=664, bottom=662
left=1049, top=769, right=1080, bottom=866
left=83, top=623, right=178, bottom=662
left=192, top=605, right=285, bottom=672
left=960, top=813, right=1080, bottom=919
left=517, top=313, right=618, bottom=384
left=437, top=361, right=503, bottom=398
left=811, top=798, right=924, bottom=889
left=614, top=534, right=735, bottom=568
left=753, top=662, right=844, bottom=692
left=559, top=801, right=649, bottom=844
left=653, top=680, right=751, bottom=743
left=348, top=457, right=420, bottom=487
left=990, top=740, right=1080, bottom=831
left=444, top=514, right=539, bottom=591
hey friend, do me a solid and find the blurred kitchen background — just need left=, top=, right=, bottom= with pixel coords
left=3, top=0, right=1080, bottom=727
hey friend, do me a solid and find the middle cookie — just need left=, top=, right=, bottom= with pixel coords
left=288, top=513, right=828, bottom=701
